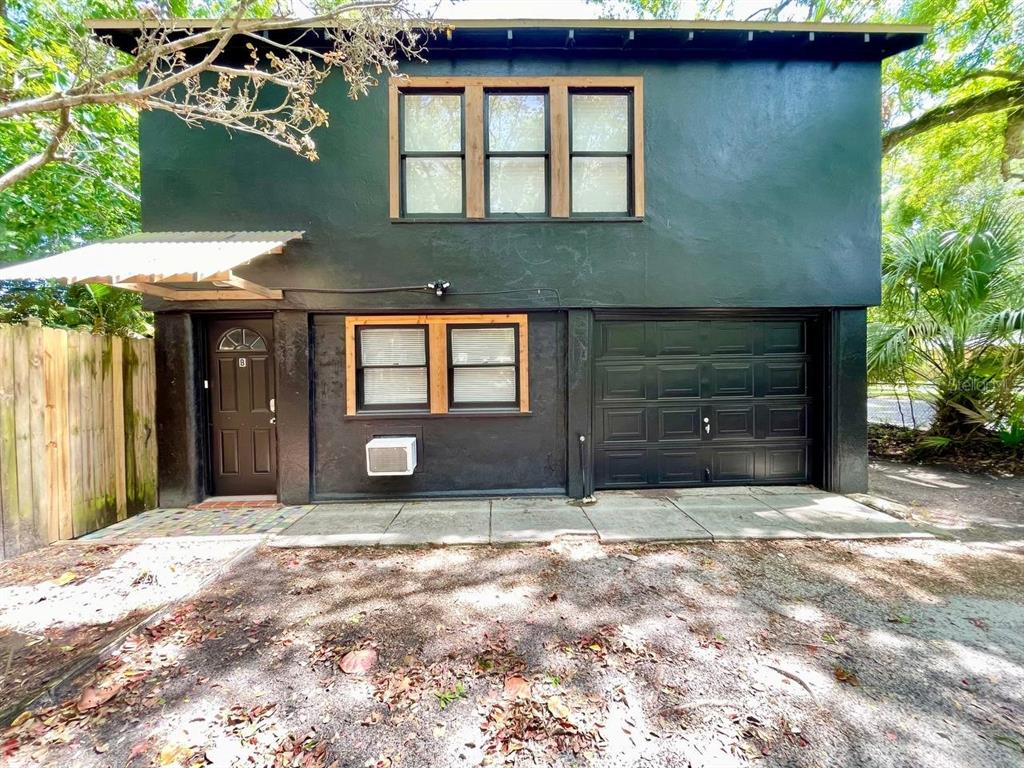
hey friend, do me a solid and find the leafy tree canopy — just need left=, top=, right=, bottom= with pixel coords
left=0, top=1, right=141, bottom=261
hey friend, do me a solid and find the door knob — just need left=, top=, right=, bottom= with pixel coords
left=269, top=417, right=277, bottom=425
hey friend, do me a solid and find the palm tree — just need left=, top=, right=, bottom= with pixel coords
left=868, top=205, right=1024, bottom=438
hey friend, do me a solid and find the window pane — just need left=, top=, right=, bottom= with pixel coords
left=452, top=367, right=516, bottom=404
left=451, top=327, right=517, bottom=364
left=363, top=368, right=428, bottom=406
left=571, top=93, right=629, bottom=152
left=488, top=157, right=546, bottom=214
left=572, top=156, right=628, bottom=214
left=359, top=327, right=426, bottom=366
left=404, top=157, right=463, bottom=215
left=403, top=93, right=462, bottom=152
left=488, top=93, right=546, bottom=152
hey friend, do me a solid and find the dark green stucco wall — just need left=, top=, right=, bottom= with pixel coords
left=143, top=52, right=878, bottom=500
left=140, top=55, right=882, bottom=312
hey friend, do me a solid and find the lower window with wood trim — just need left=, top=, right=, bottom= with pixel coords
left=345, top=314, right=529, bottom=416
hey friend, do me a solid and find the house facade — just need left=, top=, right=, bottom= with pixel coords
left=75, top=20, right=928, bottom=506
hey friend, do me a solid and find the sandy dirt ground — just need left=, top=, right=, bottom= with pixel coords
left=0, top=539, right=253, bottom=726
left=870, top=459, right=1024, bottom=543
left=1, top=533, right=1022, bottom=768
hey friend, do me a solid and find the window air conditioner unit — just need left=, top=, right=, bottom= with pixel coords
left=366, top=436, right=417, bottom=476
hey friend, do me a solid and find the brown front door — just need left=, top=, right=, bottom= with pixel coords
left=207, top=318, right=277, bottom=496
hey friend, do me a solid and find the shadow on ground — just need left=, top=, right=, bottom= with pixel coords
left=3, top=535, right=1022, bottom=768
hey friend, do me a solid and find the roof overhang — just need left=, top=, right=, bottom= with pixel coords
left=86, top=18, right=929, bottom=62
left=0, top=231, right=303, bottom=301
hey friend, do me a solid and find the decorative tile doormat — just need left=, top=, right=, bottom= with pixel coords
left=80, top=505, right=310, bottom=540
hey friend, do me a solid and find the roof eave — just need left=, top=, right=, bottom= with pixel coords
left=84, top=18, right=931, bottom=35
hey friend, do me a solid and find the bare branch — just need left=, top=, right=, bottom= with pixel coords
left=0, top=109, right=72, bottom=192
left=0, top=0, right=414, bottom=121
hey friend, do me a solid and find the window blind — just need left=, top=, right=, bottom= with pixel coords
left=450, top=327, right=516, bottom=364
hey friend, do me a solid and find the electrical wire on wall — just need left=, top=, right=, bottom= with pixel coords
left=279, top=283, right=563, bottom=306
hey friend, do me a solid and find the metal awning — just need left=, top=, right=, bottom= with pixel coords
left=0, top=230, right=303, bottom=301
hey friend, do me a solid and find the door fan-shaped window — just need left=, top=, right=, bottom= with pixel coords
left=217, top=328, right=267, bottom=352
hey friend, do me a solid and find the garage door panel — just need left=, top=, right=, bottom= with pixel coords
left=707, top=322, right=755, bottom=355
left=600, top=408, right=647, bottom=442
left=713, top=405, right=755, bottom=439
left=597, top=365, right=647, bottom=400
left=597, top=449, right=648, bottom=486
left=599, top=322, right=647, bottom=358
left=762, top=361, right=807, bottom=396
left=655, top=321, right=701, bottom=356
left=657, top=449, right=702, bottom=484
left=657, top=407, right=702, bottom=441
left=766, top=446, right=809, bottom=481
left=763, top=403, right=809, bottom=438
left=713, top=449, right=756, bottom=482
left=657, top=364, right=700, bottom=398
left=594, top=318, right=815, bottom=488
left=709, top=363, right=754, bottom=397
left=763, top=321, right=805, bottom=354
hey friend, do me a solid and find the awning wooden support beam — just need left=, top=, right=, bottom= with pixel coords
left=113, top=281, right=279, bottom=301
left=212, top=273, right=284, bottom=299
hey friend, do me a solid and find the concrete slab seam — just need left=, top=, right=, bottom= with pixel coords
left=665, top=497, right=717, bottom=543
left=378, top=503, right=406, bottom=547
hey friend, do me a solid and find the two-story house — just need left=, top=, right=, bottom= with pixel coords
left=2, top=19, right=927, bottom=508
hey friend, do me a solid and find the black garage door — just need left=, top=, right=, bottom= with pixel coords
left=593, top=318, right=817, bottom=488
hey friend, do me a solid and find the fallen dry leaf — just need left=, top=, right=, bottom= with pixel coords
left=157, top=743, right=193, bottom=766
left=53, top=571, right=78, bottom=586
left=547, top=695, right=571, bottom=721
left=8, top=711, right=33, bottom=728
left=504, top=675, right=531, bottom=699
left=341, top=648, right=378, bottom=675
left=833, top=665, right=860, bottom=686
left=76, top=679, right=126, bottom=712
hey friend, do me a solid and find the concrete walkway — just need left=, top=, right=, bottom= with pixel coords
left=77, top=486, right=928, bottom=547
left=268, top=486, right=927, bottom=547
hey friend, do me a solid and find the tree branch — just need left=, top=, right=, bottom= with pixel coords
left=0, top=109, right=71, bottom=192
left=882, top=83, right=1024, bottom=154
left=0, top=0, right=406, bottom=121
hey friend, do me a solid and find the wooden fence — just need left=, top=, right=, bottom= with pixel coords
left=0, top=321, right=157, bottom=559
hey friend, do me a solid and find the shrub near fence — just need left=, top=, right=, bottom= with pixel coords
left=0, top=320, right=157, bottom=558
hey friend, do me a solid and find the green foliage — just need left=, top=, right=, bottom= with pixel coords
left=0, top=281, right=151, bottom=336
left=868, top=203, right=1024, bottom=436
left=586, top=0, right=680, bottom=18
left=880, top=0, right=1024, bottom=228
left=434, top=681, right=467, bottom=709
left=0, top=1, right=141, bottom=261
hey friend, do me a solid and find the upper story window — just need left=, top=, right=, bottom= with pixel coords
left=570, top=92, right=632, bottom=216
left=486, top=92, right=548, bottom=217
left=400, top=92, right=464, bottom=216
left=389, top=77, right=644, bottom=221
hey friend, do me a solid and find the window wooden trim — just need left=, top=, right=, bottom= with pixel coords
left=345, top=314, right=529, bottom=415
left=388, top=76, right=644, bottom=220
